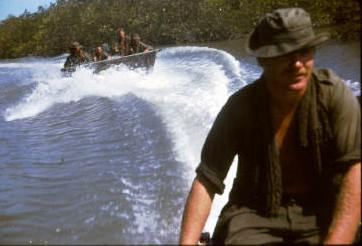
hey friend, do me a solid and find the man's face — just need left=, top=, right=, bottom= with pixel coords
left=75, top=47, right=81, bottom=55
left=261, top=47, right=315, bottom=93
left=133, top=37, right=140, bottom=45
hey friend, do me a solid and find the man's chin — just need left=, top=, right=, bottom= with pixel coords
left=288, top=80, right=308, bottom=91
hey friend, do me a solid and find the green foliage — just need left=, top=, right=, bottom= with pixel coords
left=0, top=0, right=360, bottom=58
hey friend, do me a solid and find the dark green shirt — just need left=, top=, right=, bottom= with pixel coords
left=196, top=68, right=360, bottom=225
left=63, top=53, right=91, bottom=68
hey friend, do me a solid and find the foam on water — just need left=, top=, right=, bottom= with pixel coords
left=4, top=48, right=243, bottom=166
left=3, top=46, right=245, bottom=236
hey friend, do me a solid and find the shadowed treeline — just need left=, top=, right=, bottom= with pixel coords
left=0, top=0, right=360, bottom=59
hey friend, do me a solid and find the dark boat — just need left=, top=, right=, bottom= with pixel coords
left=61, top=49, right=160, bottom=75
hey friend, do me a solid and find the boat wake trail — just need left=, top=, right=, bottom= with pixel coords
left=2, top=46, right=246, bottom=239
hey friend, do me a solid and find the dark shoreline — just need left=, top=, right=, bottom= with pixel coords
left=0, top=0, right=359, bottom=59
left=184, top=35, right=361, bottom=61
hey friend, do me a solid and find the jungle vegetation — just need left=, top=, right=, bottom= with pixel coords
left=0, top=0, right=360, bottom=58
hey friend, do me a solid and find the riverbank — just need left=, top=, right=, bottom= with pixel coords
left=0, top=0, right=359, bottom=59
left=176, top=24, right=361, bottom=58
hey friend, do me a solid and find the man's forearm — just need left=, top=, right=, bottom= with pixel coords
left=323, top=162, right=361, bottom=244
left=179, top=178, right=214, bottom=245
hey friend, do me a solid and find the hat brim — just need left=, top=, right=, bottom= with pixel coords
left=245, top=32, right=330, bottom=58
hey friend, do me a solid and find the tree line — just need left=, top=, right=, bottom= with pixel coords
left=0, top=0, right=360, bottom=59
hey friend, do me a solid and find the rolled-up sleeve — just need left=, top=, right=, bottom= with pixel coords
left=196, top=96, right=239, bottom=195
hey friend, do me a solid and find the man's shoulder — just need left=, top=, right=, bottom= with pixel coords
left=66, top=55, right=78, bottom=62
left=313, top=68, right=359, bottom=111
left=313, top=68, right=347, bottom=100
left=219, top=82, right=262, bottom=122
left=313, top=68, right=344, bottom=86
left=83, top=52, right=92, bottom=60
left=228, top=80, right=260, bottom=104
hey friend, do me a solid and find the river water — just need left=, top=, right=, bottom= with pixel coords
left=0, top=40, right=360, bottom=244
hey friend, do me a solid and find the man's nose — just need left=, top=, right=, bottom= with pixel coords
left=293, top=59, right=304, bottom=68
left=289, top=52, right=305, bottom=68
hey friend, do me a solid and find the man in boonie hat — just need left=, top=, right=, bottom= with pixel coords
left=63, top=41, right=91, bottom=70
left=69, top=41, right=80, bottom=50
left=180, top=7, right=360, bottom=245
left=128, top=33, right=153, bottom=55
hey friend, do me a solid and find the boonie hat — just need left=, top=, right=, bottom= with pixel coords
left=133, top=33, right=141, bottom=40
left=69, top=41, right=80, bottom=50
left=245, top=7, right=330, bottom=58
